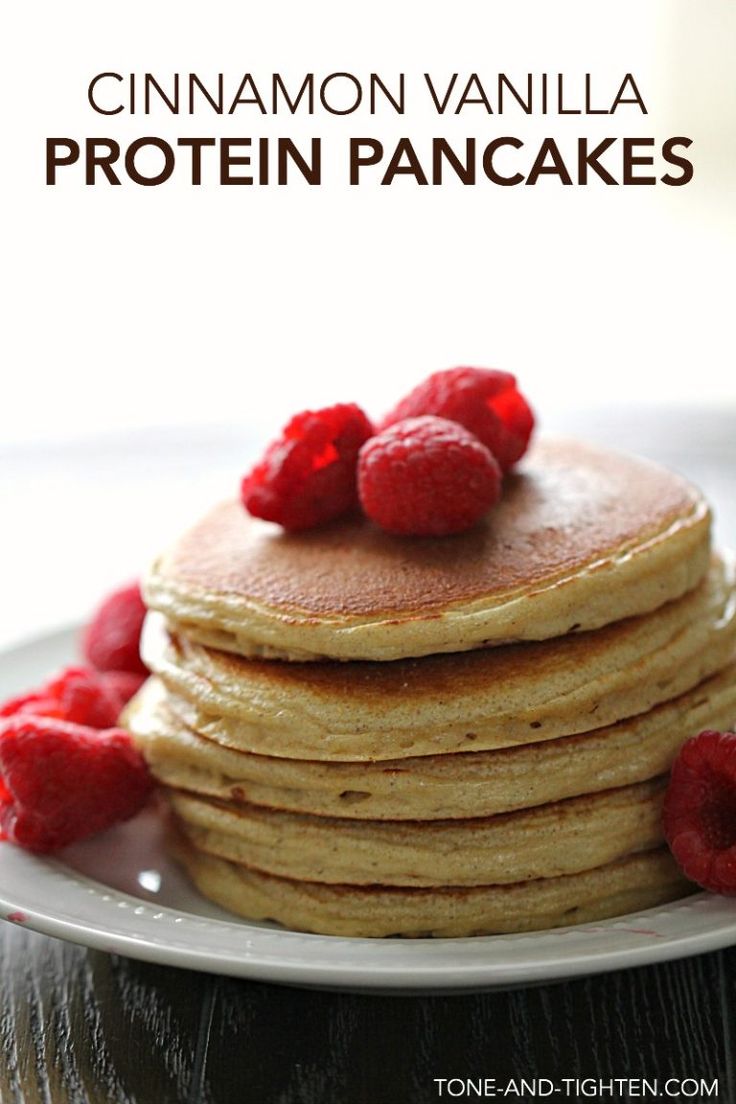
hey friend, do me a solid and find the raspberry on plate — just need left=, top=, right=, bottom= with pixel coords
left=82, top=582, right=148, bottom=676
left=101, top=670, right=148, bottom=710
left=0, top=715, right=154, bottom=853
left=379, top=367, right=534, bottom=471
left=357, top=415, right=502, bottom=537
left=45, top=666, right=125, bottom=728
left=0, top=690, right=59, bottom=721
left=0, top=666, right=127, bottom=729
left=241, top=403, right=374, bottom=530
left=663, top=729, right=736, bottom=895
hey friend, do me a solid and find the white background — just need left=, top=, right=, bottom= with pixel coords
left=2, top=0, right=735, bottom=644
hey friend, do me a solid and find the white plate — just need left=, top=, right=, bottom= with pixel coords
left=1, top=627, right=736, bottom=994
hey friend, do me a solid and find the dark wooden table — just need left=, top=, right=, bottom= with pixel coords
left=1, top=924, right=733, bottom=1103
left=3, top=415, right=736, bottom=1104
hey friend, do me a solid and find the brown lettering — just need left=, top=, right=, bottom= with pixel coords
left=46, top=139, right=80, bottom=184
left=622, top=137, right=656, bottom=185
left=661, top=137, right=694, bottom=186
left=350, top=139, right=383, bottom=184
left=86, top=139, right=121, bottom=184
left=124, top=137, right=174, bottom=185
left=482, top=137, right=524, bottom=185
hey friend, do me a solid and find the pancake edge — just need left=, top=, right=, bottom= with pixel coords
left=145, top=499, right=710, bottom=662
left=170, top=838, right=692, bottom=937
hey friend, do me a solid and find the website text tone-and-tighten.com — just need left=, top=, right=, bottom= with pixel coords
left=433, top=1078, right=719, bottom=1099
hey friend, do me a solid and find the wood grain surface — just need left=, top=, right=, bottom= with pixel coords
left=1, top=923, right=733, bottom=1104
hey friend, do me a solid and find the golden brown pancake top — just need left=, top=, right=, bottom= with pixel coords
left=159, top=438, right=705, bottom=617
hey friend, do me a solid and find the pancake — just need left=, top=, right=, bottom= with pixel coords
left=144, top=439, right=710, bottom=662
left=140, top=553, right=736, bottom=760
left=170, top=837, right=691, bottom=937
left=126, top=666, right=736, bottom=820
left=167, top=778, right=666, bottom=887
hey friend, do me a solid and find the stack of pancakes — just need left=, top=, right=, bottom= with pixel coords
left=127, top=439, right=736, bottom=937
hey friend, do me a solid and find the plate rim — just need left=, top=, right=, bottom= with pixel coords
left=2, top=858, right=736, bottom=991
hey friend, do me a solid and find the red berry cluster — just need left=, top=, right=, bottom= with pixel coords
left=0, top=582, right=153, bottom=853
left=241, top=367, right=534, bottom=537
left=663, top=729, right=736, bottom=895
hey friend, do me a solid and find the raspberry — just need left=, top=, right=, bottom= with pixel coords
left=0, top=666, right=123, bottom=729
left=241, top=403, right=374, bottom=530
left=379, top=367, right=534, bottom=471
left=0, top=690, right=59, bottom=720
left=357, top=416, right=502, bottom=537
left=101, top=670, right=147, bottom=710
left=45, top=666, right=123, bottom=727
left=82, top=582, right=148, bottom=676
left=663, top=729, right=736, bottom=895
left=0, top=715, right=154, bottom=852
